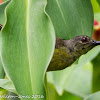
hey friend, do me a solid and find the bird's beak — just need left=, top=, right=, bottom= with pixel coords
left=95, top=41, right=100, bottom=45
left=92, top=41, right=100, bottom=46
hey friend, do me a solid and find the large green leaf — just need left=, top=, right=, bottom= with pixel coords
left=92, top=53, right=100, bottom=92
left=46, top=0, right=93, bottom=39
left=0, top=58, right=5, bottom=79
left=84, top=91, right=100, bottom=100
left=0, top=0, right=10, bottom=79
left=0, top=0, right=55, bottom=100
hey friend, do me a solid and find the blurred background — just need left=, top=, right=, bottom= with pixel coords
left=0, top=0, right=100, bottom=100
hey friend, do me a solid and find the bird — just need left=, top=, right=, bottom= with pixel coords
left=47, top=35, right=100, bottom=71
left=0, top=24, right=100, bottom=71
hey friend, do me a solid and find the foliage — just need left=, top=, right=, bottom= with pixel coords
left=46, top=0, right=93, bottom=39
left=0, top=0, right=100, bottom=100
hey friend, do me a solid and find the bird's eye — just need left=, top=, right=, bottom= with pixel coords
left=81, top=37, right=87, bottom=43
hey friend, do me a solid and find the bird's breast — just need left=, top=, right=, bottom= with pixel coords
left=47, top=47, right=76, bottom=71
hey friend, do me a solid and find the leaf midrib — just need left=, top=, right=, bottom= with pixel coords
left=26, top=0, right=33, bottom=94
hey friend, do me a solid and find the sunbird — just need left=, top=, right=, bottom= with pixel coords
left=47, top=36, right=100, bottom=71
left=0, top=24, right=100, bottom=71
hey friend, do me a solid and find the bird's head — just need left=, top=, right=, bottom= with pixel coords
left=67, top=35, right=100, bottom=55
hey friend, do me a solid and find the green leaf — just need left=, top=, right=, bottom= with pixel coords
left=78, top=46, right=100, bottom=67
left=84, top=91, right=100, bottom=100
left=92, top=53, right=100, bottom=92
left=0, top=0, right=55, bottom=99
left=0, top=0, right=10, bottom=25
left=91, top=0, right=100, bottom=13
left=46, top=0, right=93, bottom=39
left=97, top=0, right=100, bottom=5
left=47, top=65, right=77, bottom=95
left=0, top=58, right=5, bottom=79
left=0, top=0, right=10, bottom=79
left=47, top=83, right=81, bottom=100
left=0, top=79, right=16, bottom=94
left=94, top=13, right=100, bottom=21
left=65, top=62, right=93, bottom=98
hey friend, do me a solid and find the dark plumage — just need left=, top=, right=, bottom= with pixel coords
left=47, top=36, right=100, bottom=71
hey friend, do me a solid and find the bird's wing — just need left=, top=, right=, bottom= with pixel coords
left=55, top=37, right=66, bottom=48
